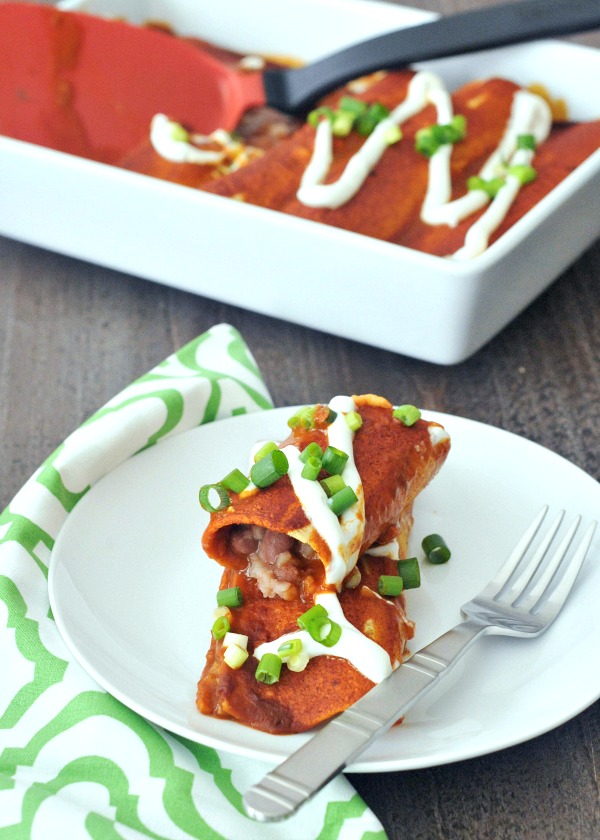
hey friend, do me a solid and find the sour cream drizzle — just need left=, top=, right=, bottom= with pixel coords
left=296, top=71, right=553, bottom=259
left=150, top=114, right=227, bottom=164
left=253, top=591, right=394, bottom=683
left=284, top=395, right=364, bottom=587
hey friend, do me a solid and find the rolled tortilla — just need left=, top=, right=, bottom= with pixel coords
left=197, top=394, right=450, bottom=733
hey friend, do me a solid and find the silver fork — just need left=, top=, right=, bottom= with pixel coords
left=244, top=506, right=596, bottom=822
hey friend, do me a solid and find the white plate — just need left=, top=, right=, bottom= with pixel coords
left=48, top=407, right=600, bottom=771
left=2, top=0, right=600, bottom=363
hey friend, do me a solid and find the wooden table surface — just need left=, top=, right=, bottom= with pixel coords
left=1, top=1, right=599, bottom=836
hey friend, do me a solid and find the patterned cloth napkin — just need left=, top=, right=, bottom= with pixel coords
left=0, top=324, right=385, bottom=839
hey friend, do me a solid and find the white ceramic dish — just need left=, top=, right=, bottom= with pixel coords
left=2, top=0, right=600, bottom=364
left=48, top=407, right=600, bottom=772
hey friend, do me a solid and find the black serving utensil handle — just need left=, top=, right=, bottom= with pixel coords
left=263, top=0, right=600, bottom=113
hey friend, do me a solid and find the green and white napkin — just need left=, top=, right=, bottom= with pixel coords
left=0, top=323, right=385, bottom=839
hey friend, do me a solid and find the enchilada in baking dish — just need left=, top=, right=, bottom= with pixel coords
left=196, top=395, right=450, bottom=734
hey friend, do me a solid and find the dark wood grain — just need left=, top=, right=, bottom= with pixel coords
left=1, top=2, right=599, bottom=837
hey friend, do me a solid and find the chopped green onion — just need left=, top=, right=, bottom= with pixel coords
left=253, top=440, right=277, bottom=462
left=211, top=614, right=230, bottom=640
left=221, top=468, right=250, bottom=494
left=378, top=575, right=404, bottom=597
left=392, top=405, right=421, bottom=426
left=297, top=609, right=328, bottom=641
left=287, top=650, right=310, bottom=672
left=356, top=102, right=391, bottom=136
left=307, top=98, right=391, bottom=139
left=301, top=456, right=322, bottom=481
left=320, top=474, right=346, bottom=498
left=317, top=619, right=342, bottom=647
left=415, top=114, right=466, bottom=157
left=255, top=652, right=283, bottom=684
left=277, top=638, right=303, bottom=661
left=517, top=133, right=536, bottom=151
left=321, top=445, right=349, bottom=475
left=338, top=96, right=368, bottom=116
left=397, top=557, right=421, bottom=589
left=224, top=643, right=249, bottom=669
left=223, top=632, right=248, bottom=650
left=287, top=406, right=317, bottom=430
left=307, top=106, right=335, bottom=127
left=325, top=407, right=338, bottom=424
left=384, top=125, right=403, bottom=145
left=217, top=586, right=243, bottom=608
left=250, top=449, right=289, bottom=488
left=328, top=485, right=359, bottom=516
left=199, top=483, right=231, bottom=512
left=345, top=411, right=363, bottom=431
left=422, top=533, right=451, bottom=564
left=467, top=175, right=506, bottom=198
left=170, top=123, right=190, bottom=142
left=297, top=604, right=328, bottom=631
left=296, top=604, right=341, bottom=647
left=507, top=163, right=537, bottom=184
left=299, top=442, right=323, bottom=463
left=332, top=111, right=355, bottom=137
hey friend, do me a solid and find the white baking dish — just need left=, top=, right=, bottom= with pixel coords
left=2, top=0, right=599, bottom=363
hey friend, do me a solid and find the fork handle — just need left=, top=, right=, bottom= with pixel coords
left=244, top=619, right=486, bottom=822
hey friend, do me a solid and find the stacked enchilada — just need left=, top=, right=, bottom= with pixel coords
left=197, top=394, right=450, bottom=734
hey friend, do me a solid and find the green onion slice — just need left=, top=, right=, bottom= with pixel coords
left=199, top=483, right=231, bottom=512
left=287, top=406, right=317, bottom=430
left=301, top=456, right=322, bottom=481
left=338, top=96, right=368, bottom=116
left=221, top=468, right=250, bottom=494
left=325, top=407, right=338, bottom=424
left=170, top=123, right=190, bottom=142
left=307, top=106, right=335, bottom=127
left=384, top=124, right=403, bottom=145
left=392, top=405, right=421, bottom=426
left=287, top=650, right=310, bottom=672
left=378, top=575, right=404, bottom=597
left=328, top=485, right=359, bottom=516
left=216, top=586, right=243, bottom=608
left=467, top=175, right=506, bottom=198
left=297, top=604, right=328, bottom=631
left=255, top=652, right=283, bottom=684
left=297, top=604, right=330, bottom=643
left=297, top=604, right=341, bottom=647
left=211, top=614, right=230, bottom=640
left=253, top=440, right=277, bottom=462
left=321, top=445, right=349, bottom=475
left=250, top=449, right=289, bottom=488
left=345, top=411, right=363, bottom=431
left=422, top=533, right=451, bottom=564
left=415, top=114, right=466, bottom=157
left=277, top=638, right=303, bottom=661
left=320, top=474, right=346, bottom=498
left=317, top=619, right=342, bottom=647
left=397, top=557, right=421, bottom=589
left=224, top=643, right=249, bottom=669
left=332, top=111, right=355, bottom=137
left=299, top=442, right=323, bottom=463
left=517, top=133, right=536, bottom=151
left=507, top=163, right=537, bottom=185
left=223, top=631, right=248, bottom=650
